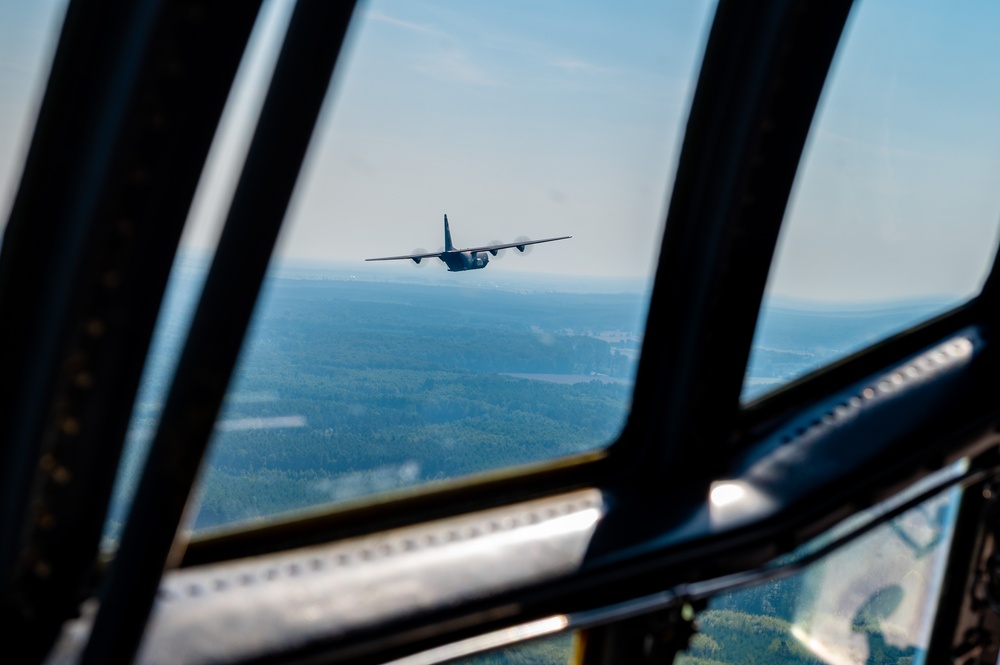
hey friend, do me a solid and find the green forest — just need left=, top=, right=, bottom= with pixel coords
left=109, top=276, right=645, bottom=534
left=462, top=635, right=574, bottom=665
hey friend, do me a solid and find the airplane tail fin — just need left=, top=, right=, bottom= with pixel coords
left=444, top=214, right=454, bottom=251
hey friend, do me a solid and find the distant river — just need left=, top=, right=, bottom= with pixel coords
left=502, top=373, right=633, bottom=386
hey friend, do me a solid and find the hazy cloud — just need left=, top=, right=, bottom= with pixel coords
left=411, top=49, right=501, bottom=87
left=365, top=9, right=442, bottom=37
left=550, top=57, right=615, bottom=75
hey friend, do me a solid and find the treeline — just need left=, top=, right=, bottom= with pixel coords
left=244, top=322, right=634, bottom=378
left=242, top=280, right=640, bottom=377
left=678, top=610, right=825, bottom=665
left=256, top=279, right=648, bottom=339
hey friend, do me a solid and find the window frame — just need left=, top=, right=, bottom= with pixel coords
left=0, top=0, right=264, bottom=659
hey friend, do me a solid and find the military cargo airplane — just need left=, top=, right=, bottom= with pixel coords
left=365, top=215, right=570, bottom=271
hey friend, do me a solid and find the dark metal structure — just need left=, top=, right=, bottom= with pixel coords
left=0, top=0, right=998, bottom=664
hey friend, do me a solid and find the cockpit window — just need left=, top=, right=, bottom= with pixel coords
left=0, top=0, right=67, bottom=229
left=110, top=0, right=718, bottom=537
left=678, top=486, right=959, bottom=664
left=743, top=0, right=1000, bottom=402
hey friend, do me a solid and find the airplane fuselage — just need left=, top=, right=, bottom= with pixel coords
left=441, top=250, right=489, bottom=272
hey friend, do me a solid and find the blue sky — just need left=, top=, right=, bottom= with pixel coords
left=185, top=0, right=716, bottom=280
left=0, top=0, right=66, bottom=222
left=3, top=0, right=1000, bottom=297
left=768, top=0, right=1000, bottom=302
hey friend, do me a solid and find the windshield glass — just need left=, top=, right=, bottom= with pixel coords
left=0, top=0, right=67, bottom=228
left=680, top=485, right=960, bottom=664
left=743, top=0, right=1000, bottom=401
left=109, top=0, right=718, bottom=538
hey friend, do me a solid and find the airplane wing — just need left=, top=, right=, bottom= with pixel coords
left=365, top=250, right=444, bottom=262
left=459, top=236, right=572, bottom=254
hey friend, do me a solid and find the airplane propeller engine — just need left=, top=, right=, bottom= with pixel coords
left=513, top=235, right=534, bottom=255
left=487, top=240, right=507, bottom=259
left=410, top=248, right=429, bottom=266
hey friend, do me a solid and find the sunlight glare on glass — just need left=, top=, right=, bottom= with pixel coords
left=710, top=482, right=746, bottom=508
left=388, top=617, right=570, bottom=665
